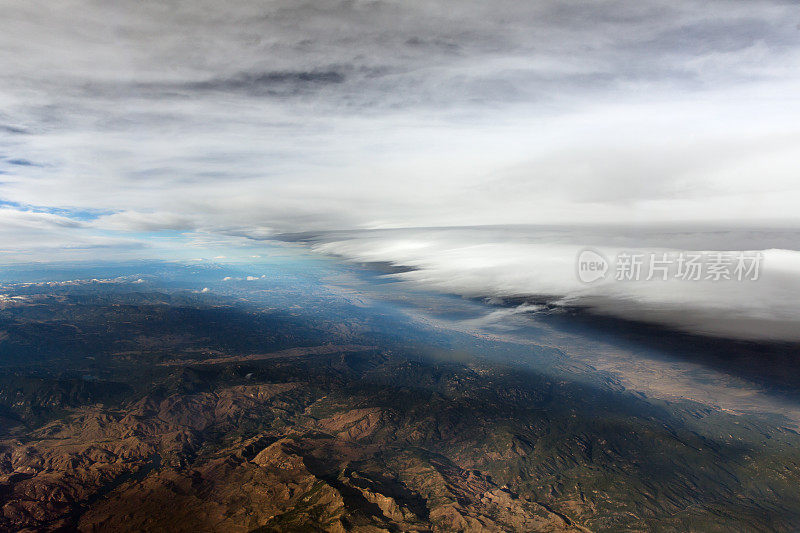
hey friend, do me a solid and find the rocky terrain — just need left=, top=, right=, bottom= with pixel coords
left=0, top=361, right=583, bottom=532
left=1, top=267, right=800, bottom=532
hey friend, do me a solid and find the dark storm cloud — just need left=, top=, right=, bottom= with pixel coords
left=6, top=159, right=37, bottom=167
left=101, top=69, right=351, bottom=99
left=8, top=0, right=794, bottom=112
left=184, top=70, right=346, bottom=95
left=0, top=125, right=28, bottom=135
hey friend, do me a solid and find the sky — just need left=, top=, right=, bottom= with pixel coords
left=2, top=0, right=800, bottom=340
left=1, top=0, right=799, bottom=257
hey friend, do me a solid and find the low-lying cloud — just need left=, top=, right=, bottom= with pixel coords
left=310, top=226, right=800, bottom=342
left=1, top=0, right=800, bottom=337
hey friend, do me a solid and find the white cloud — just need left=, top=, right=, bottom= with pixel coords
left=1, top=0, right=799, bottom=334
left=313, top=227, right=800, bottom=342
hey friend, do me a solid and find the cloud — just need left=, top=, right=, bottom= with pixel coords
left=181, top=70, right=347, bottom=96
left=0, top=208, right=85, bottom=229
left=94, top=211, right=198, bottom=232
left=0, top=207, right=146, bottom=263
left=0, top=0, right=798, bottom=257
left=6, top=158, right=37, bottom=166
left=310, top=226, right=800, bottom=342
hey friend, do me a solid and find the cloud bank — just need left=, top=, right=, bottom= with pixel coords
left=311, top=226, right=800, bottom=342
left=2, top=0, right=800, bottom=339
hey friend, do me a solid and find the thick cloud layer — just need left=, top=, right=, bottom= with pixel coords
left=2, top=0, right=800, bottom=241
left=311, top=226, right=800, bottom=341
left=1, top=1, right=799, bottom=338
